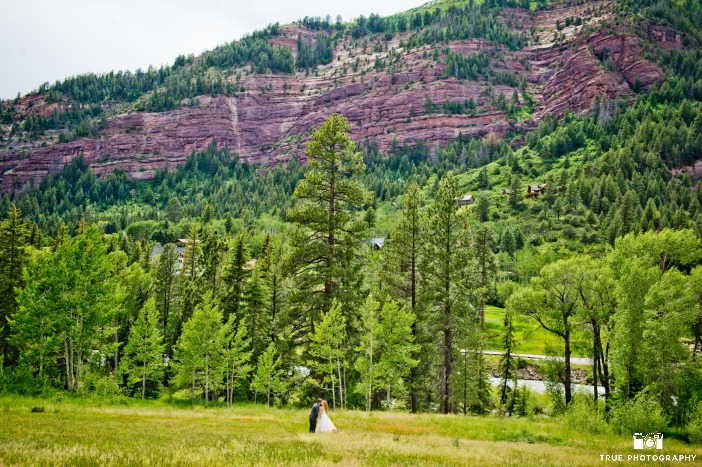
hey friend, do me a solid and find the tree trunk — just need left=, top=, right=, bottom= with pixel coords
left=142, top=366, right=146, bottom=400
left=410, top=231, right=419, bottom=413
left=564, top=326, right=572, bottom=405
left=325, top=154, right=336, bottom=310
left=205, top=354, right=209, bottom=408
left=592, top=320, right=599, bottom=406
left=331, top=375, right=336, bottom=410
left=114, top=322, right=119, bottom=375
left=337, top=352, right=343, bottom=410
left=387, top=383, right=391, bottom=411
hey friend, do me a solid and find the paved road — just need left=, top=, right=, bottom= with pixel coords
left=483, top=351, right=592, bottom=366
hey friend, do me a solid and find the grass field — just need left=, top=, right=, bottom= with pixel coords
left=481, top=305, right=576, bottom=356
left=1, top=395, right=699, bottom=466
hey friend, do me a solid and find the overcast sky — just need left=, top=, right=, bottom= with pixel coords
left=0, top=0, right=425, bottom=99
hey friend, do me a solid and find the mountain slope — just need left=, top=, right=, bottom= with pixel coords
left=0, top=0, right=694, bottom=193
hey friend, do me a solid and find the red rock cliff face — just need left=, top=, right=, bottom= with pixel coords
left=0, top=0, right=683, bottom=192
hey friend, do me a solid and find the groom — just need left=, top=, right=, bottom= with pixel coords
left=309, top=398, right=322, bottom=433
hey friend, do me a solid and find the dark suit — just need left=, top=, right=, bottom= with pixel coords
left=309, top=403, right=320, bottom=433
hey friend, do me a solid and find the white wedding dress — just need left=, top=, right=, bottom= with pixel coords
left=315, top=408, right=337, bottom=433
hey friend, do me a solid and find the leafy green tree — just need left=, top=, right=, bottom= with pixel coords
left=641, top=268, right=696, bottom=410
left=422, top=172, right=472, bottom=414
left=13, top=228, right=120, bottom=391
left=355, top=295, right=381, bottom=412
left=116, top=261, right=152, bottom=373
left=286, top=113, right=372, bottom=332
left=309, top=299, right=347, bottom=409
left=609, top=229, right=702, bottom=400
left=571, top=257, right=616, bottom=402
left=173, top=293, right=227, bottom=407
left=250, top=342, right=284, bottom=407
left=0, top=204, right=28, bottom=366
left=10, top=250, right=60, bottom=381
left=223, top=320, right=252, bottom=407
left=121, top=298, right=165, bottom=399
left=507, top=258, right=582, bottom=405
left=376, top=298, right=418, bottom=410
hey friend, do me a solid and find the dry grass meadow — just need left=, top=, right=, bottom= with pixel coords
left=0, top=395, right=700, bottom=466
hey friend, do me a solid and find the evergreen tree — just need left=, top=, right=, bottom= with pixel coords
left=422, top=172, right=471, bottom=414
left=244, top=269, right=272, bottom=362
left=0, top=204, right=28, bottom=366
left=121, top=298, right=165, bottom=399
left=498, top=312, right=516, bottom=407
left=286, top=113, right=372, bottom=335
left=476, top=195, right=490, bottom=222
left=154, top=244, right=178, bottom=350
left=222, top=232, right=250, bottom=321
left=509, top=175, right=522, bottom=207
left=381, top=182, right=424, bottom=412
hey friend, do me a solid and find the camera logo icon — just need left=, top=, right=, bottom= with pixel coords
left=633, top=432, right=663, bottom=450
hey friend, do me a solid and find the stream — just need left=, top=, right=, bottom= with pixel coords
left=488, top=376, right=606, bottom=396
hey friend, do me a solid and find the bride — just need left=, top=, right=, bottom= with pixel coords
left=315, top=400, right=337, bottom=433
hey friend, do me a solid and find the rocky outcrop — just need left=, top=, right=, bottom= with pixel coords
left=540, top=46, right=633, bottom=118
left=588, top=32, right=664, bottom=90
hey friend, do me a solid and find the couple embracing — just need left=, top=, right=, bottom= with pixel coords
left=309, top=398, right=337, bottom=433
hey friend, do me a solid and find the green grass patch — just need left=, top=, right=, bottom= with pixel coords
left=481, top=305, right=585, bottom=357
left=1, top=395, right=698, bottom=466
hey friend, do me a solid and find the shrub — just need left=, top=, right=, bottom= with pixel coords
left=687, top=404, right=702, bottom=444
left=610, top=391, right=668, bottom=435
left=496, top=281, right=520, bottom=306
left=563, top=393, right=610, bottom=434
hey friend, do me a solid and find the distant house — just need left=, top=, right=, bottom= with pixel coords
left=456, top=194, right=475, bottom=206
left=525, top=183, right=547, bottom=198
left=151, top=245, right=186, bottom=274
left=243, top=258, right=257, bottom=270
left=370, top=238, right=386, bottom=250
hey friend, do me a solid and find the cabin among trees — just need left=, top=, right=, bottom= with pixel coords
left=456, top=194, right=475, bottom=206
left=525, top=183, right=547, bottom=199
left=370, top=238, right=386, bottom=250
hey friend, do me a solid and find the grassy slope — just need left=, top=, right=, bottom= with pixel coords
left=482, top=305, right=568, bottom=356
left=1, top=396, right=699, bottom=466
